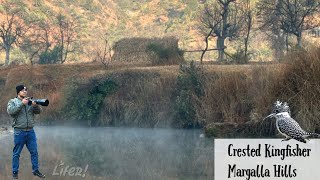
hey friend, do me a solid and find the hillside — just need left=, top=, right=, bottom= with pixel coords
left=0, top=0, right=205, bottom=64
left=1, top=0, right=318, bottom=65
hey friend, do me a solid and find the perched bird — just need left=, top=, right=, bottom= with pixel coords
left=264, top=100, right=319, bottom=143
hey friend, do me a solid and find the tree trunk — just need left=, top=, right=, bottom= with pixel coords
left=244, top=12, right=252, bottom=59
left=200, top=28, right=214, bottom=63
left=5, top=47, right=10, bottom=66
left=217, top=37, right=225, bottom=62
left=244, top=35, right=249, bottom=59
left=218, top=2, right=229, bottom=62
left=296, top=33, right=302, bottom=48
left=273, top=32, right=285, bottom=62
left=286, top=33, right=289, bottom=52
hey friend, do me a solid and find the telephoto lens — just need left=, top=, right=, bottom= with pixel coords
left=28, top=99, right=49, bottom=106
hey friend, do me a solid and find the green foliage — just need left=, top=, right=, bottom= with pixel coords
left=64, top=77, right=118, bottom=126
left=146, top=43, right=170, bottom=59
left=39, top=46, right=61, bottom=64
left=174, top=90, right=197, bottom=128
left=177, top=61, right=204, bottom=97
left=146, top=43, right=184, bottom=65
left=174, top=61, right=204, bottom=128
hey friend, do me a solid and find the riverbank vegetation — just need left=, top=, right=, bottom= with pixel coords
left=1, top=47, right=319, bottom=138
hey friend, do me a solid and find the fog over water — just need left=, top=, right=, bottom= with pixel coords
left=0, top=127, right=214, bottom=180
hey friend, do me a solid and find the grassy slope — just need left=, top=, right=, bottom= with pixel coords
left=0, top=63, right=243, bottom=119
left=0, top=62, right=276, bottom=127
left=1, top=47, right=320, bottom=138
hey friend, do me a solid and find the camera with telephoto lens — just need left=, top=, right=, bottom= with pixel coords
left=27, top=97, right=49, bottom=106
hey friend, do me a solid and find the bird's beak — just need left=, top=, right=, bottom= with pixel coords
left=263, top=113, right=275, bottom=121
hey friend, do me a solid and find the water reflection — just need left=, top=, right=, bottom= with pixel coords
left=0, top=127, right=214, bottom=180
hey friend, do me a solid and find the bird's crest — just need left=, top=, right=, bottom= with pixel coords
left=273, top=100, right=291, bottom=114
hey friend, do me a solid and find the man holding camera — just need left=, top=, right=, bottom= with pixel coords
left=7, top=85, right=45, bottom=179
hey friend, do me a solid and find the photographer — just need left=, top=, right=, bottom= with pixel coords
left=7, top=85, right=45, bottom=179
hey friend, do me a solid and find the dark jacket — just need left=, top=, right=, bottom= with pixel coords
left=7, top=97, right=41, bottom=129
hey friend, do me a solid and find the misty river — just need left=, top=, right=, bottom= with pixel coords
left=0, top=127, right=214, bottom=180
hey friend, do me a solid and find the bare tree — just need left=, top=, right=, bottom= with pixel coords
left=16, top=11, right=63, bottom=65
left=94, top=34, right=113, bottom=69
left=0, top=3, right=28, bottom=65
left=258, top=0, right=320, bottom=49
left=54, top=13, right=78, bottom=64
left=199, top=6, right=216, bottom=63
left=199, top=0, right=245, bottom=62
left=19, top=20, right=48, bottom=64
left=38, top=20, right=54, bottom=54
left=199, top=28, right=214, bottom=63
left=257, top=1, right=287, bottom=60
left=19, top=35, right=42, bottom=65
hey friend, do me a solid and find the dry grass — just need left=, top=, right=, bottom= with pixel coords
left=0, top=64, right=107, bottom=123
left=0, top=62, right=282, bottom=127
left=204, top=47, right=320, bottom=137
left=268, top=47, right=320, bottom=132
left=101, top=69, right=177, bottom=127
left=1, top=47, right=320, bottom=136
left=1, top=62, right=258, bottom=127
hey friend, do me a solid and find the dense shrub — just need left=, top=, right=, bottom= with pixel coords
left=173, top=61, right=204, bottom=128
left=39, top=46, right=62, bottom=64
left=63, top=76, right=118, bottom=126
left=146, top=43, right=184, bottom=65
left=112, top=37, right=184, bottom=65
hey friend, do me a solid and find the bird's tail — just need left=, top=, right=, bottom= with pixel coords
left=306, top=132, right=320, bottom=138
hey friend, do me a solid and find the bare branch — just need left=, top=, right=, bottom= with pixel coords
left=257, top=0, right=320, bottom=48
left=0, top=3, right=29, bottom=65
left=198, top=0, right=245, bottom=61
